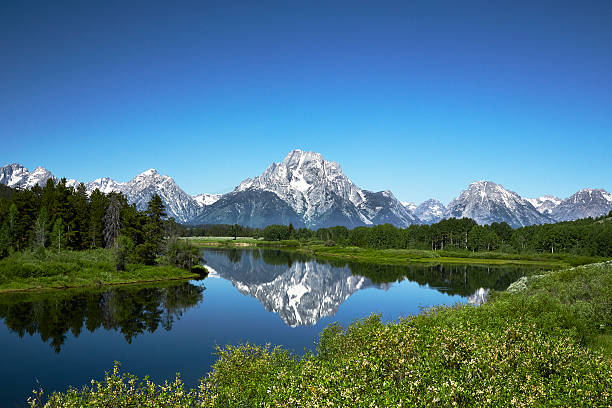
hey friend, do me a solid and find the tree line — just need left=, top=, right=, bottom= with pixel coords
left=259, top=214, right=612, bottom=257
left=0, top=180, right=201, bottom=271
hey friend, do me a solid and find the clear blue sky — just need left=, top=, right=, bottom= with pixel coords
left=1, top=0, right=610, bottom=204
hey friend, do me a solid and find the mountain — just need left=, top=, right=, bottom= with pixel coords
left=445, top=181, right=553, bottom=228
left=525, top=195, right=562, bottom=215
left=192, top=150, right=419, bottom=228
left=401, top=202, right=417, bottom=212
left=84, top=169, right=202, bottom=223
left=195, top=189, right=306, bottom=228
left=0, top=164, right=56, bottom=189
left=86, top=177, right=125, bottom=194
left=550, top=189, right=612, bottom=222
left=119, top=169, right=203, bottom=223
left=194, top=193, right=222, bottom=206
left=2, top=160, right=610, bottom=227
left=0, top=164, right=201, bottom=223
left=414, top=199, right=446, bottom=224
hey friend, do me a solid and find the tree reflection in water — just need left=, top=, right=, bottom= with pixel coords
left=0, top=282, right=203, bottom=352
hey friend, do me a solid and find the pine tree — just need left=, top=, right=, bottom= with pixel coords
left=34, top=207, right=49, bottom=248
left=144, top=194, right=166, bottom=255
left=88, top=190, right=106, bottom=248
left=0, top=223, right=10, bottom=258
left=50, top=218, right=65, bottom=252
left=7, top=203, right=17, bottom=250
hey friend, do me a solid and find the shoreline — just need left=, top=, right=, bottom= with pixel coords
left=193, top=239, right=581, bottom=268
left=0, top=273, right=201, bottom=294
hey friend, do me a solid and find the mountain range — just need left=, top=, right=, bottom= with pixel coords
left=1, top=150, right=611, bottom=228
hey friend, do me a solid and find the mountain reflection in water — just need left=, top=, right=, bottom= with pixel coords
left=203, top=248, right=533, bottom=326
left=0, top=282, right=203, bottom=352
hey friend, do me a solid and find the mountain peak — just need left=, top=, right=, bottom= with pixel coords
left=552, top=188, right=612, bottom=221
left=414, top=199, right=446, bottom=224
left=447, top=181, right=552, bottom=228
left=206, top=151, right=417, bottom=228
left=138, top=168, right=159, bottom=177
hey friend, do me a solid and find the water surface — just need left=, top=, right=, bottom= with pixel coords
left=0, top=248, right=545, bottom=406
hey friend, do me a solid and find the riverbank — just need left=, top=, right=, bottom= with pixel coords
left=190, top=237, right=603, bottom=267
left=0, top=249, right=202, bottom=293
left=30, top=261, right=612, bottom=407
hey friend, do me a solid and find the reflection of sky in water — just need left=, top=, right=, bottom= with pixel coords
left=0, top=249, right=537, bottom=406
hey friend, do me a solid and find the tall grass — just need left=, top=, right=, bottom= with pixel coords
left=0, top=249, right=198, bottom=292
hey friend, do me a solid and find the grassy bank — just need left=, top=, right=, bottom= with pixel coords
left=191, top=237, right=604, bottom=267
left=0, top=249, right=201, bottom=293
left=30, top=261, right=612, bottom=407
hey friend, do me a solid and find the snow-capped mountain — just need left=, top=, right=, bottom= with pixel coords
left=0, top=163, right=202, bottom=223
left=525, top=195, right=562, bottom=215
left=193, top=150, right=419, bottom=228
left=401, top=202, right=417, bottom=212
left=82, top=169, right=203, bottom=223
left=0, top=164, right=56, bottom=189
left=414, top=199, right=446, bottom=224
left=86, top=177, right=125, bottom=194
left=194, top=193, right=222, bottom=206
left=119, top=169, right=203, bottom=223
left=445, top=181, right=553, bottom=228
left=2, top=160, right=610, bottom=227
left=551, top=189, right=612, bottom=221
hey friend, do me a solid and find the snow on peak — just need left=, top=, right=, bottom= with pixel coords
left=229, top=150, right=417, bottom=227
left=414, top=199, right=446, bottom=224
left=401, top=201, right=417, bottom=212
left=137, top=168, right=159, bottom=177
left=525, top=195, right=562, bottom=215
left=446, top=181, right=552, bottom=228
left=194, top=193, right=222, bottom=207
left=551, top=188, right=612, bottom=221
left=235, top=150, right=364, bottom=219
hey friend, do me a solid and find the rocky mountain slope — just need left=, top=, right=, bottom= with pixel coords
left=2, top=160, right=610, bottom=227
left=445, top=181, right=553, bottom=228
left=413, top=199, right=446, bottom=224
left=193, top=150, right=419, bottom=228
left=525, top=195, right=562, bottom=215
left=550, top=189, right=612, bottom=221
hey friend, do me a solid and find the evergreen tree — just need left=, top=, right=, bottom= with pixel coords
left=88, top=190, right=106, bottom=248
left=50, top=218, right=65, bottom=252
left=115, top=235, right=134, bottom=272
left=0, top=223, right=10, bottom=258
left=7, top=203, right=17, bottom=250
left=34, top=207, right=49, bottom=248
left=143, top=194, right=166, bottom=256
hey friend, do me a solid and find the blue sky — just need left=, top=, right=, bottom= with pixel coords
left=1, top=0, right=610, bottom=204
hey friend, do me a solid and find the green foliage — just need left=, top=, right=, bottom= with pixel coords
left=165, top=239, right=203, bottom=271
left=0, top=249, right=197, bottom=292
left=114, top=235, right=134, bottom=271
left=29, top=362, right=203, bottom=408
left=0, top=222, right=10, bottom=258
left=262, top=224, right=291, bottom=241
left=50, top=218, right=65, bottom=252
left=33, top=262, right=612, bottom=407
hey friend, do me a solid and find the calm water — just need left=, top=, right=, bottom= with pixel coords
left=0, top=248, right=546, bottom=406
